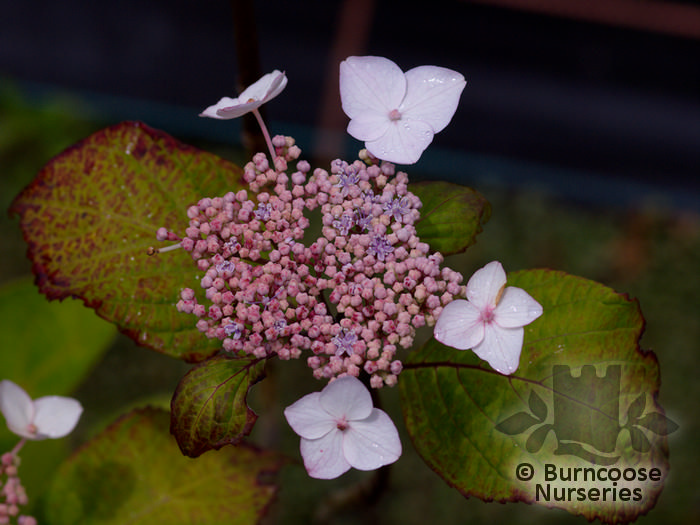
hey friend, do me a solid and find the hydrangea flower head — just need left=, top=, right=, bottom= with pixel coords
left=200, top=70, right=287, bottom=119
left=340, top=56, right=466, bottom=164
left=434, top=261, right=543, bottom=375
left=162, top=138, right=467, bottom=388
left=284, top=375, right=401, bottom=479
left=0, top=380, right=83, bottom=440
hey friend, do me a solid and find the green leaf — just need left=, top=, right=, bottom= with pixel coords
left=400, top=269, right=670, bottom=523
left=44, top=407, right=285, bottom=525
left=411, top=181, right=490, bottom=256
left=170, top=355, right=266, bottom=457
left=9, top=122, right=245, bottom=361
left=494, top=412, right=540, bottom=435
left=0, top=276, right=115, bottom=396
left=0, top=277, right=116, bottom=510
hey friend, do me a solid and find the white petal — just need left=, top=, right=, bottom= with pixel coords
left=216, top=100, right=264, bottom=119
left=300, top=430, right=351, bottom=479
left=365, top=118, right=434, bottom=165
left=343, top=409, right=401, bottom=471
left=320, top=376, right=372, bottom=421
left=401, top=66, right=466, bottom=133
left=340, top=56, right=406, bottom=119
left=199, top=70, right=287, bottom=120
left=0, top=380, right=35, bottom=439
left=284, top=392, right=336, bottom=440
left=472, top=325, right=524, bottom=375
left=434, top=299, right=484, bottom=350
left=32, top=396, right=83, bottom=440
left=199, top=96, right=240, bottom=119
left=466, top=261, right=507, bottom=311
left=346, top=110, right=390, bottom=142
left=238, top=70, right=287, bottom=104
left=494, top=287, right=543, bottom=328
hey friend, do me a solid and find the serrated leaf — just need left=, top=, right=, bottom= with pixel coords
left=494, top=412, right=540, bottom=435
left=45, top=407, right=285, bottom=525
left=526, top=423, right=553, bottom=454
left=528, top=389, right=547, bottom=421
left=9, top=122, right=245, bottom=362
left=411, top=181, right=490, bottom=256
left=171, top=355, right=266, bottom=457
left=635, top=412, right=679, bottom=435
left=400, top=269, right=670, bottom=523
left=626, top=392, right=647, bottom=421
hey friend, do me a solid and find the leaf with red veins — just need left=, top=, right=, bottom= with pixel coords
left=10, top=121, right=246, bottom=362
left=171, top=355, right=266, bottom=457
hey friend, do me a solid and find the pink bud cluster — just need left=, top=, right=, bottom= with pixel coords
left=164, top=137, right=465, bottom=387
left=0, top=452, right=35, bottom=525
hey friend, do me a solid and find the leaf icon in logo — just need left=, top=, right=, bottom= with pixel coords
left=629, top=426, right=651, bottom=453
left=526, top=423, right=554, bottom=454
left=626, top=393, right=646, bottom=421
left=636, top=412, right=679, bottom=435
left=495, top=412, right=541, bottom=435
left=528, top=390, right=548, bottom=421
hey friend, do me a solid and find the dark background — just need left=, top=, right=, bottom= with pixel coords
left=1, top=0, right=698, bottom=209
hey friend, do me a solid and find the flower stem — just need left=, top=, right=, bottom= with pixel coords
left=11, top=438, right=26, bottom=456
left=252, top=108, right=276, bottom=162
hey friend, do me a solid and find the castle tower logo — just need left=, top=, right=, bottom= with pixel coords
left=495, top=365, right=677, bottom=465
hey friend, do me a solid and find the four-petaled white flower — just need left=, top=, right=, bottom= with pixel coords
left=339, top=56, right=466, bottom=165
left=434, top=261, right=543, bottom=375
left=0, top=380, right=83, bottom=440
left=284, top=375, right=401, bottom=479
left=200, top=70, right=287, bottom=119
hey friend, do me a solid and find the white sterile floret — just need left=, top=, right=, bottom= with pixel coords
left=200, top=70, right=287, bottom=120
left=0, top=380, right=83, bottom=440
left=434, top=261, right=543, bottom=375
left=284, top=375, right=401, bottom=479
left=339, top=56, right=466, bottom=165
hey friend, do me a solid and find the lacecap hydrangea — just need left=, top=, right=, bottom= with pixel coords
left=165, top=137, right=465, bottom=388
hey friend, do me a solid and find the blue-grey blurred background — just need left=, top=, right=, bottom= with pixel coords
left=2, top=0, right=699, bottom=209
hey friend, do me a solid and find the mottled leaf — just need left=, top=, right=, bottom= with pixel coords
left=45, top=407, right=285, bottom=525
left=9, top=122, right=245, bottom=361
left=400, top=269, right=670, bottom=523
left=411, top=181, right=490, bottom=255
left=171, top=355, right=266, bottom=457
